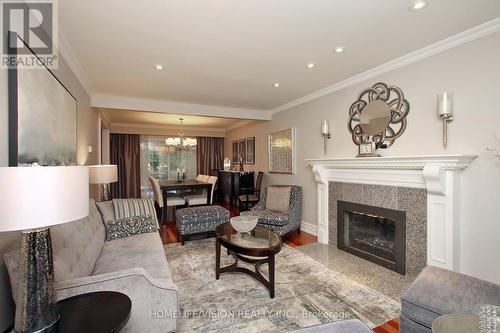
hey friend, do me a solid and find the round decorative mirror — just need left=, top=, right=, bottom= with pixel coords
left=348, top=82, right=410, bottom=156
left=359, top=100, right=392, bottom=135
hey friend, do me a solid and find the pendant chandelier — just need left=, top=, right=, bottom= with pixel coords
left=165, top=118, right=196, bottom=152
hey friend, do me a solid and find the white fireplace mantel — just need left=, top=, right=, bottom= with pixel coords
left=306, top=155, right=477, bottom=272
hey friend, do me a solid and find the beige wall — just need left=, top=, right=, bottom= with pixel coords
left=226, top=31, right=500, bottom=284
left=0, top=54, right=99, bottom=330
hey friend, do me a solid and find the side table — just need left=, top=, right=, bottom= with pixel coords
left=57, top=291, right=131, bottom=333
left=432, top=314, right=479, bottom=333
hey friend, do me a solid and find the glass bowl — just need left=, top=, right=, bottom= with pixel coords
left=230, top=216, right=258, bottom=233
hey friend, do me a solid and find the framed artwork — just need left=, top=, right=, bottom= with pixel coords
left=8, top=32, right=77, bottom=166
left=232, top=141, right=239, bottom=163
left=268, top=128, right=296, bottom=174
left=238, top=140, right=246, bottom=163
left=245, top=137, right=255, bottom=164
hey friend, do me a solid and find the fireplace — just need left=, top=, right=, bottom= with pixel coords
left=337, top=201, right=406, bottom=274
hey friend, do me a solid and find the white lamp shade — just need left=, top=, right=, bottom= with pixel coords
left=89, top=165, right=118, bottom=184
left=0, top=166, right=89, bottom=232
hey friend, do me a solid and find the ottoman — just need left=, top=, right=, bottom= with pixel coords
left=400, top=266, right=500, bottom=333
left=176, top=206, right=230, bottom=245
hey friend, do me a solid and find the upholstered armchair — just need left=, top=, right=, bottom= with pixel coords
left=240, top=185, right=302, bottom=236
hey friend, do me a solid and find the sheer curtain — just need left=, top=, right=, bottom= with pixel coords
left=140, top=135, right=197, bottom=198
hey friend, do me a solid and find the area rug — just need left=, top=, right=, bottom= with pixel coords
left=164, top=239, right=400, bottom=332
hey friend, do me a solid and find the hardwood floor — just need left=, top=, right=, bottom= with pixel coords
left=373, top=318, right=400, bottom=333
left=159, top=202, right=399, bottom=332
left=159, top=202, right=318, bottom=246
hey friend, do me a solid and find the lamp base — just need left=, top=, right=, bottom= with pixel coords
left=101, top=183, right=111, bottom=201
left=15, top=229, right=59, bottom=333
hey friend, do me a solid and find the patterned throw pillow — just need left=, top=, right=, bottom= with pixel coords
left=104, top=215, right=157, bottom=241
left=112, top=198, right=159, bottom=229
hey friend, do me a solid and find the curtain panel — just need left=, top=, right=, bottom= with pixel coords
left=110, top=133, right=141, bottom=199
left=196, top=137, right=224, bottom=175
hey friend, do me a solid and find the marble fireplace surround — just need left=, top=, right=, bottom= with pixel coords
left=306, top=155, right=476, bottom=272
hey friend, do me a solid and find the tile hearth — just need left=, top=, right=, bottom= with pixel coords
left=297, top=243, right=415, bottom=301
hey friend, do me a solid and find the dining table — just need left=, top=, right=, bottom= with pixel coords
left=159, top=179, right=212, bottom=219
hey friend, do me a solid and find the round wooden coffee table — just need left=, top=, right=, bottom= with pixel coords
left=215, top=222, right=282, bottom=298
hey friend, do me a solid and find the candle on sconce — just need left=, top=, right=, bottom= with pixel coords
left=176, top=168, right=180, bottom=173
left=321, top=120, right=329, bottom=135
left=437, top=92, right=454, bottom=149
left=182, top=169, right=186, bottom=174
left=438, top=92, right=453, bottom=118
left=321, top=120, right=331, bottom=155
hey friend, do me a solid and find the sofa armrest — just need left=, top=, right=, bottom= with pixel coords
left=56, top=268, right=178, bottom=333
left=402, top=266, right=500, bottom=317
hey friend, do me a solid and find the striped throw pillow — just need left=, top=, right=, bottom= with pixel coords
left=112, top=198, right=159, bottom=229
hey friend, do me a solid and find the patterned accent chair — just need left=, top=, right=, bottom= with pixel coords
left=240, top=185, right=302, bottom=236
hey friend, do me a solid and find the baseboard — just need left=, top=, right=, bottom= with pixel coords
left=300, top=221, right=318, bottom=236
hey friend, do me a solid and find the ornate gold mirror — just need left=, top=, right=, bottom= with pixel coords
left=348, top=82, right=410, bottom=156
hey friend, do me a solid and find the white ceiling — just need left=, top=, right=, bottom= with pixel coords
left=60, top=0, right=500, bottom=112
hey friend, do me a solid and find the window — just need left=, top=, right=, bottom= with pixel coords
left=140, top=135, right=197, bottom=198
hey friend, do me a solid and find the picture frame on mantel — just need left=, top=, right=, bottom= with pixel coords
left=268, top=128, right=295, bottom=174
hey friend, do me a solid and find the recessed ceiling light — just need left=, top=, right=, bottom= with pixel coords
left=273, top=82, right=280, bottom=88
left=334, top=46, right=345, bottom=53
left=154, top=64, right=164, bottom=70
left=306, top=63, right=316, bottom=69
left=409, top=0, right=428, bottom=11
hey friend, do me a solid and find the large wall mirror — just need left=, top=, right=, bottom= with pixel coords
left=348, top=82, right=409, bottom=156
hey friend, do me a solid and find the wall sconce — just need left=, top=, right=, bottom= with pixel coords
left=321, top=120, right=331, bottom=154
left=438, top=92, right=453, bottom=149
left=88, top=145, right=93, bottom=153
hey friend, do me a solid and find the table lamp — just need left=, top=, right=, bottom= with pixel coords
left=89, top=165, right=118, bottom=201
left=0, top=166, right=89, bottom=333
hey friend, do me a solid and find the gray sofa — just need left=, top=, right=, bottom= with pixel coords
left=4, top=199, right=178, bottom=333
left=401, top=265, right=500, bottom=332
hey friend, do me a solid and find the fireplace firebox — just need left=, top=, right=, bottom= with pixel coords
left=337, top=201, right=406, bottom=274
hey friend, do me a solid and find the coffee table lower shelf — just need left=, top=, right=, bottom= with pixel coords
left=215, top=239, right=276, bottom=298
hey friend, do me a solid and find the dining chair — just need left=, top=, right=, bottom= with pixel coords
left=148, top=176, right=185, bottom=223
left=185, top=176, right=217, bottom=206
left=239, top=171, right=264, bottom=211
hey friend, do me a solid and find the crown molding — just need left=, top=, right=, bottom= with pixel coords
left=270, top=17, right=500, bottom=116
left=98, top=111, right=112, bottom=129
left=57, top=31, right=95, bottom=98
